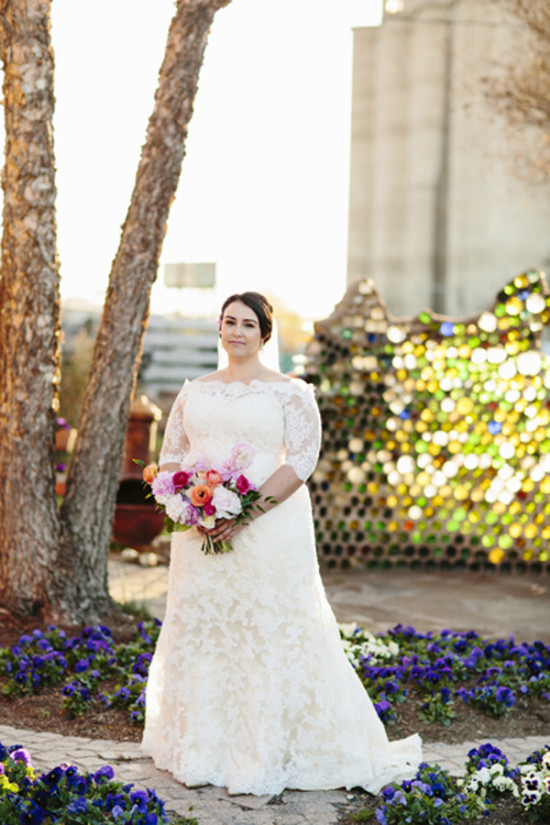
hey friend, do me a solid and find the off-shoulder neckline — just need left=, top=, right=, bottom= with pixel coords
left=190, top=377, right=302, bottom=388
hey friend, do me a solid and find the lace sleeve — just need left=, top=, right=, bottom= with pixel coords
left=283, top=381, right=322, bottom=482
left=159, top=382, right=190, bottom=466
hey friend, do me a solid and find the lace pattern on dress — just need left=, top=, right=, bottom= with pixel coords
left=159, top=382, right=191, bottom=466
left=160, top=378, right=321, bottom=481
left=143, top=375, right=422, bottom=796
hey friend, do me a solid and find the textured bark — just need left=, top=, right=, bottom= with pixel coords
left=0, top=1, right=61, bottom=617
left=57, top=0, right=232, bottom=622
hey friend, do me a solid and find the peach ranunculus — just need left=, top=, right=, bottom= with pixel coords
left=205, top=469, right=223, bottom=489
left=189, top=483, right=213, bottom=507
left=143, top=463, right=158, bottom=484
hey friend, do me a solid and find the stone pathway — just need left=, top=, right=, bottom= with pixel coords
left=0, top=723, right=547, bottom=824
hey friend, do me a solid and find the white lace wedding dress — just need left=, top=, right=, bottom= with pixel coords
left=141, top=378, right=421, bottom=796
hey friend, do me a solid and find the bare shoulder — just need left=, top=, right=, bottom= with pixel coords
left=262, top=368, right=292, bottom=383
left=193, top=370, right=226, bottom=384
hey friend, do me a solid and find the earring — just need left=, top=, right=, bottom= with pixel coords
left=260, top=340, right=264, bottom=351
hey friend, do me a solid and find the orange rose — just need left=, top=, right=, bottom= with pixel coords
left=143, top=463, right=158, bottom=484
left=205, top=470, right=223, bottom=488
left=189, top=483, right=213, bottom=507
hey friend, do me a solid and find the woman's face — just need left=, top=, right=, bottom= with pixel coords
left=220, top=301, right=262, bottom=358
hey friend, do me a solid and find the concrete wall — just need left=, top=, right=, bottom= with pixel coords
left=347, top=0, right=550, bottom=320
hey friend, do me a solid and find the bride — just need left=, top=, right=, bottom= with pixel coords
left=141, top=291, right=422, bottom=796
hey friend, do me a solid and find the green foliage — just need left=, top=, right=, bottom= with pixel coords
left=417, top=691, right=456, bottom=726
left=118, top=600, right=154, bottom=622
left=349, top=807, right=376, bottom=822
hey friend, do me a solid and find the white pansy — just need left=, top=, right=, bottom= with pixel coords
left=465, top=765, right=520, bottom=799
left=339, top=623, right=360, bottom=638
left=477, top=767, right=491, bottom=785
left=522, top=787, right=542, bottom=805
left=494, top=776, right=519, bottom=796
left=338, top=624, right=399, bottom=664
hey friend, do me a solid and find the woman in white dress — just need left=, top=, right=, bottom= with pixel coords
left=142, top=292, right=421, bottom=796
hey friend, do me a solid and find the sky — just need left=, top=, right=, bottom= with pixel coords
left=35, top=0, right=383, bottom=322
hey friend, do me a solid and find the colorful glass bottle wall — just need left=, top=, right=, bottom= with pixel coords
left=305, top=271, right=550, bottom=572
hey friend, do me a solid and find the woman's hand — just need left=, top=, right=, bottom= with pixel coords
left=197, top=517, right=243, bottom=543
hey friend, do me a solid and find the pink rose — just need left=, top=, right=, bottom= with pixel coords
left=173, top=471, right=190, bottom=491
left=236, top=474, right=253, bottom=495
left=205, top=470, right=223, bottom=488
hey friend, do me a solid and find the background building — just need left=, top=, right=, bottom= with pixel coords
left=346, top=0, right=550, bottom=320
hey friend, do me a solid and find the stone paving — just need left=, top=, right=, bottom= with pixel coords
left=2, top=560, right=548, bottom=823
left=0, top=723, right=546, bottom=824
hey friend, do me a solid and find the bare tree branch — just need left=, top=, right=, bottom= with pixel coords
left=485, top=0, right=550, bottom=179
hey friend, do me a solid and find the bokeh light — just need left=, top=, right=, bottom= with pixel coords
left=306, top=270, right=549, bottom=573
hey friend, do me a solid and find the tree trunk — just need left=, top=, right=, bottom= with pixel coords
left=0, top=1, right=62, bottom=618
left=57, top=0, right=232, bottom=622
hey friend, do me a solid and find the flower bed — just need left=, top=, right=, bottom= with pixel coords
left=346, top=743, right=550, bottom=824
left=0, top=621, right=161, bottom=725
left=0, top=741, right=194, bottom=824
left=0, top=620, right=549, bottom=736
left=1, top=620, right=549, bottom=823
left=339, top=623, right=550, bottom=728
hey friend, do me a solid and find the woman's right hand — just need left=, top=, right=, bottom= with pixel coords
left=198, top=517, right=243, bottom=543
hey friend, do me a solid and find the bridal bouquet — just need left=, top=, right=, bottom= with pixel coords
left=137, top=442, right=273, bottom=555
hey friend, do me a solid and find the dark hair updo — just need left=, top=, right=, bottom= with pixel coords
left=220, top=292, right=274, bottom=343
